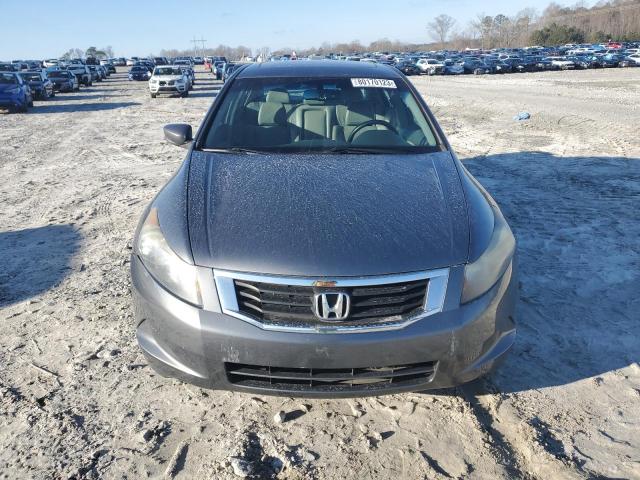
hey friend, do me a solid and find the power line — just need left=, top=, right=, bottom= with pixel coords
left=191, top=37, right=207, bottom=57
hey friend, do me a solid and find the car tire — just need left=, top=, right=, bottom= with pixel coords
left=19, top=101, right=28, bottom=113
left=181, top=91, right=189, bottom=98
left=50, top=91, right=55, bottom=98
left=150, top=93, right=156, bottom=98
left=28, top=98, right=34, bottom=107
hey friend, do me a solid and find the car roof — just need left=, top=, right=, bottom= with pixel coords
left=237, top=60, right=402, bottom=79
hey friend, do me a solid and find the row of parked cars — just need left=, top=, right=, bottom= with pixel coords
left=268, top=42, right=640, bottom=76
left=0, top=59, right=116, bottom=113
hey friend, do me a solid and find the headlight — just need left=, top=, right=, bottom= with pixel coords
left=461, top=203, right=515, bottom=303
left=137, top=208, right=202, bottom=306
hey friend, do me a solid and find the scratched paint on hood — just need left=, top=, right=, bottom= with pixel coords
left=187, top=150, right=468, bottom=277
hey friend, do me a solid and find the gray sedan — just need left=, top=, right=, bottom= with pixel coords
left=130, top=61, right=517, bottom=398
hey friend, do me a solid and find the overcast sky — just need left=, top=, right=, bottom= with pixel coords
left=0, top=0, right=596, bottom=59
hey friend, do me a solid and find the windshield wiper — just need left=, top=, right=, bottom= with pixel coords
left=319, top=146, right=399, bottom=154
left=201, top=147, right=268, bottom=155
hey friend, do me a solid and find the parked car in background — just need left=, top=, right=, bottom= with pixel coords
left=394, top=61, right=420, bottom=76
left=66, top=63, right=92, bottom=86
left=11, top=60, right=29, bottom=71
left=0, top=63, right=20, bottom=72
left=416, top=58, right=445, bottom=75
left=213, top=61, right=225, bottom=80
left=18, top=71, right=54, bottom=99
left=148, top=65, right=189, bottom=98
left=0, top=72, right=33, bottom=112
left=43, top=59, right=59, bottom=68
left=193, top=56, right=204, bottom=65
left=97, top=64, right=109, bottom=78
left=174, top=60, right=195, bottom=83
left=620, top=53, right=640, bottom=67
left=442, top=60, right=464, bottom=75
left=178, top=65, right=195, bottom=89
left=546, top=57, right=576, bottom=70
left=129, top=65, right=152, bottom=81
left=222, top=62, right=239, bottom=82
left=100, top=60, right=117, bottom=73
left=87, top=65, right=102, bottom=82
left=48, top=69, right=79, bottom=92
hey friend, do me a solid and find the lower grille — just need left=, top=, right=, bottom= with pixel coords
left=225, top=361, right=437, bottom=392
left=234, top=278, right=428, bottom=328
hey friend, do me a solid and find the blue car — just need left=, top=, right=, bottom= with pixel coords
left=128, top=65, right=151, bottom=81
left=0, top=72, right=33, bottom=113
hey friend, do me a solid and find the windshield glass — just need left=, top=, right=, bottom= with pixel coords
left=48, top=71, right=66, bottom=78
left=131, top=66, right=147, bottom=72
left=201, top=77, right=438, bottom=153
left=20, top=73, right=41, bottom=82
left=155, top=67, right=181, bottom=75
left=0, top=73, right=18, bottom=84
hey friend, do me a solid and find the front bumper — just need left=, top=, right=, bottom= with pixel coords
left=53, top=82, right=73, bottom=92
left=149, top=83, right=187, bottom=94
left=131, top=256, right=517, bottom=398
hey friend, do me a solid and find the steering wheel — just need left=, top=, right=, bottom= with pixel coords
left=347, top=119, right=399, bottom=143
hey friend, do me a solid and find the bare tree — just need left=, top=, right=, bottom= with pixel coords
left=60, top=48, right=84, bottom=60
left=101, top=46, right=115, bottom=58
left=471, top=13, right=495, bottom=49
left=428, top=14, right=456, bottom=49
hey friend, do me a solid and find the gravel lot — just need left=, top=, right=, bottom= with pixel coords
left=1, top=67, right=639, bottom=480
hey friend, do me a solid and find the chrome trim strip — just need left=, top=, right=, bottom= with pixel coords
left=213, top=268, right=450, bottom=334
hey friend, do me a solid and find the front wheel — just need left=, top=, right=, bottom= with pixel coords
left=150, top=93, right=156, bottom=98
left=181, top=91, right=189, bottom=98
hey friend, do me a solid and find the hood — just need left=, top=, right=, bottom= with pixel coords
left=187, top=150, right=469, bottom=277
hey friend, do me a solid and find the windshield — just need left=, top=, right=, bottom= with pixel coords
left=0, top=73, right=18, bottom=84
left=201, top=77, right=438, bottom=153
left=48, top=71, right=66, bottom=78
left=20, top=73, right=41, bottom=82
left=131, top=66, right=147, bottom=72
left=154, top=67, right=181, bottom=75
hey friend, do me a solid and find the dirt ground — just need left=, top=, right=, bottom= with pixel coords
left=1, top=67, right=639, bottom=480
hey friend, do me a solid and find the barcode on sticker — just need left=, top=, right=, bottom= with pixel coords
left=351, top=78, right=397, bottom=89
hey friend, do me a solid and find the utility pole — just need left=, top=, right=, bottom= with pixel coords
left=191, top=37, right=199, bottom=57
left=199, top=38, right=207, bottom=57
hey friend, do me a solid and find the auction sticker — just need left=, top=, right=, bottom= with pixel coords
left=351, top=78, right=397, bottom=88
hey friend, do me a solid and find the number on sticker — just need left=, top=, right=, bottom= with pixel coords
left=350, top=78, right=397, bottom=89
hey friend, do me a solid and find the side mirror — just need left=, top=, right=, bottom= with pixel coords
left=164, top=123, right=193, bottom=147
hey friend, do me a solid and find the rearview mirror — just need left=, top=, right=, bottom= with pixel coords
left=164, top=123, right=193, bottom=147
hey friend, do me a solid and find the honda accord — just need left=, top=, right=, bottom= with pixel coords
left=130, top=61, right=517, bottom=397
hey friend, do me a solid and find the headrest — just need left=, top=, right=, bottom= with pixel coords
left=265, top=90, right=290, bottom=103
left=258, top=102, right=286, bottom=126
left=344, top=102, right=375, bottom=126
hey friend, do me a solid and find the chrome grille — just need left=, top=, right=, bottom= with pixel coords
left=214, top=269, right=450, bottom=333
left=234, top=279, right=429, bottom=327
